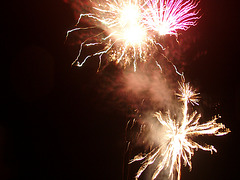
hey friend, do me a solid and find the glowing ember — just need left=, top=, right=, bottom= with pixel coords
left=129, top=79, right=230, bottom=180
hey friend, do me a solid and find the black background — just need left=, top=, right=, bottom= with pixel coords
left=1, top=0, right=240, bottom=179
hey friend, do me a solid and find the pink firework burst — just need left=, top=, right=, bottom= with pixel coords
left=144, top=0, right=201, bottom=36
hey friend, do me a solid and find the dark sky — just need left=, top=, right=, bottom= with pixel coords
left=1, top=0, right=240, bottom=180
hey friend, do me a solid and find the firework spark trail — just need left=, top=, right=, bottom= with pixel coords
left=129, top=79, right=230, bottom=180
left=66, top=0, right=200, bottom=71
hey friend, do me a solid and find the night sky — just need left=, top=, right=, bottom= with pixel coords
left=1, top=0, right=240, bottom=180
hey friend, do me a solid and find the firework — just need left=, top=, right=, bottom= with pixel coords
left=129, top=79, right=230, bottom=180
left=66, top=0, right=200, bottom=71
left=143, top=0, right=201, bottom=36
left=67, top=0, right=154, bottom=71
left=176, top=80, right=200, bottom=106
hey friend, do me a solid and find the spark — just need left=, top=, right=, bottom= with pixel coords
left=143, top=0, right=201, bottom=36
left=129, top=79, right=230, bottom=180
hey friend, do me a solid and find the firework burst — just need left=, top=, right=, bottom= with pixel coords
left=129, top=80, right=230, bottom=180
left=67, top=0, right=154, bottom=71
left=66, top=0, right=200, bottom=71
left=144, top=0, right=201, bottom=36
left=175, top=80, right=200, bottom=106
